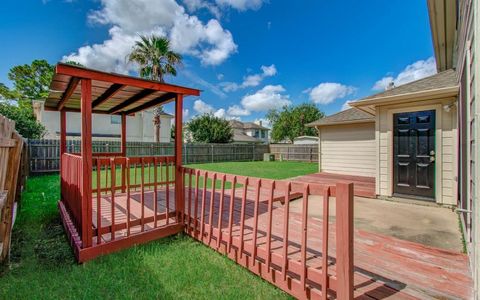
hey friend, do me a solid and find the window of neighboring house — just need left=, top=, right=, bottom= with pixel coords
left=260, top=130, right=266, bottom=138
left=111, top=115, right=121, bottom=124
left=254, top=130, right=259, bottom=138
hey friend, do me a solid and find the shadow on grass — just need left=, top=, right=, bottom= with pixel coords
left=32, top=216, right=75, bottom=267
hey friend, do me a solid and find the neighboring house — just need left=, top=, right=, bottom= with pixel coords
left=309, top=0, right=480, bottom=296
left=293, top=136, right=319, bottom=145
left=229, top=120, right=270, bottom=144
left=33, top=100, right=173, bottom=142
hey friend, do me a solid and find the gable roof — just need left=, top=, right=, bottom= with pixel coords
left=307, top=108, right=374, bottom=127
left=360, top=69, right=457, bottom=101
left=232, top=131, right=264, bottom=143
left=229, top=120, right=269, bottom=130
left=350, top=69, right=458, bottom=115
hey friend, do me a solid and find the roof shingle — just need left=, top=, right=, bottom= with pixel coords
left=307, top=108, right=374, bottom=126
left=360, top=69, right=457, bottom=101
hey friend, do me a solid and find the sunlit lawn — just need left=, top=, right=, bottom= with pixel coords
left=92, top=160, right=318, bottom=189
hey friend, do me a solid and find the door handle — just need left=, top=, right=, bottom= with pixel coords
left=429, top=150, right=435, bottom=162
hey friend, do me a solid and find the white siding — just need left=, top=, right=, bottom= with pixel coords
left=456, top=0, right=479, bottom=296
left=319, top=123, right=376, bottom=177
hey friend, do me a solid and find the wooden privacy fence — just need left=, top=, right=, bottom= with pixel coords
left=270, top=144, right=318, bottom=162
left=0, top=114, right=28, bottom=262
left=181, top=168, right=354, bottom=299
left=29, top=139, right=269, bottom=173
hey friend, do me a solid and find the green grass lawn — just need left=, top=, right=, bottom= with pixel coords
left=0, top=161, right=315, bottom=299
left=93, top=160, right=318, bottom=190
left=188, top=161, right=318, bottom=180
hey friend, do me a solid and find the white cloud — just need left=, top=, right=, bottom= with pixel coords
left=306, top=82, right=356, bottom=105
left=193, top=99, right=215, bottom=114
left=216, top=73, right=224, bottom=80
left=213, top=108, right=226, bottom=118
left=64, top=0, right=237, bottom=72
left=183, top=0, right=221, bottom=18
left=372, top=57, right=437, bottom=91
left=192, top=99, right=242, bottom=119
left=215, top=0, right=264, bottom=11
left=227, top=105, right=250, bottom=116
left=261, top=64, right=276, bottom=76
left=88, top=0, right=181, bottom=33
left=185, top=0, right=264, bottom=14
left=341, top=100, right=354, bottom=111
left=241, top=85, right=292, bottom=112
left=220, top=64, right=277, bottom=92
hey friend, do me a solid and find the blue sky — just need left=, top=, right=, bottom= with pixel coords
left=0, top=0, right=436, bottom=124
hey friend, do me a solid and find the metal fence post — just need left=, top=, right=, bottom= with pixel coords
left=184, top=143, right=187, bottom=164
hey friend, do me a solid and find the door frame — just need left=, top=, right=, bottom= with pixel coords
left=386, top=104, right=443, bottom=203
left=392, top=109, right=436, bottom=200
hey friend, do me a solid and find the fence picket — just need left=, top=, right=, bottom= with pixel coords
left=28, top=140, right=271, bottom=173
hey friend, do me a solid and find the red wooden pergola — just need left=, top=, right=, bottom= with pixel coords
left=45, top=63, right=355, bottom=299
left=45, top=63, right=200, bottom=261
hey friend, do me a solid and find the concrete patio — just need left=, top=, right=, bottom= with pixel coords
left=290, top=196, right=464, bottom=252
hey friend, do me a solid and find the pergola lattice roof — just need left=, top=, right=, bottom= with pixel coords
left=45, top=63, right=200, bottom=115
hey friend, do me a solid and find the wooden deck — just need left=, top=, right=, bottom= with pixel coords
left=292, top=173, right=376, bottom=198
left=91, top=187, right=471, bottom=299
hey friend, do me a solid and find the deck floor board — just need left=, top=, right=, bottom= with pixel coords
left=89, top=187, right=471, bottom=299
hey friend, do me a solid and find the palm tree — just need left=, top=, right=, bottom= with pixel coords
left=127, top=35, right=182, bottom=142
left=127, top=35, right=182, bottom=82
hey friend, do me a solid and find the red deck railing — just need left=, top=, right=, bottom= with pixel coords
left=59, top=155, right=354, bottom=299
left=61, top=153, right=83, bottom=234
left=59, top=154, right=183, bottom=262
left=181, top=168, right=354, bottom=299
left=92, top=155, right=177, bottom=243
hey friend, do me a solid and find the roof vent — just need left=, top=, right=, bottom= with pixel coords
left=386, top=82, right=395, bottom=90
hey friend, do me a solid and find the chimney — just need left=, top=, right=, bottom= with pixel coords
left=259, top=120, right=262, bottom=126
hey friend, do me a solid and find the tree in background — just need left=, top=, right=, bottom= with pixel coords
left=5, top=59, right=54, bottom=100
left=0, top=60, right=55, bottom=138
left=267, top=103, right=324, bottom=143
left=186, top=114, right=233, bottom=143
left=127, top=35, right=183, bottom=142
left=127, top=35, right=182, bottom=83
left=0, top=100, right=45, bottom=138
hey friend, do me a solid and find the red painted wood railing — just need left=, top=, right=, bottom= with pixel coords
left=92, top=156, right=176, bottom=245
left=61, top=153, right=83, bottom=235
left=60, top=154, right=180, bottom=260
left=181, top=167, right=354, bottom=300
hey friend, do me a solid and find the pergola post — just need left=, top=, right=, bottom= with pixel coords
left=121, top=113, right=127, bottom=192
left=60, top=109, right=66, bottom=166
left=81, top=79, right=93, bottom=248
left=175, top=94, right=184, bottom=222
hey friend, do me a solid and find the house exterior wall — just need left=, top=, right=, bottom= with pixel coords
left=318, top=123, right=376, bottom=177
left=376, top=99, right=457, bottom=205
left=455, top=0, right=480, bottom=296
left=33, top=101, right=172, bottom=142
left=244, top=128, right=269, bottom=144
